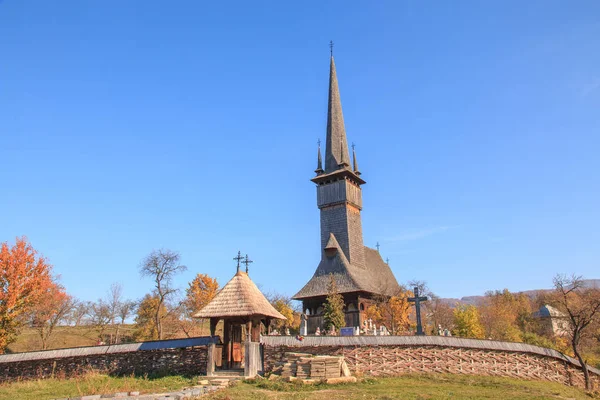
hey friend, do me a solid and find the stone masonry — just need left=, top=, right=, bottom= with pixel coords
left=0, top=346, right=208, bottom=383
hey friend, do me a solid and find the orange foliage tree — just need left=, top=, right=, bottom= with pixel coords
left=133, top=294, right=167, bottom=341
left=365, top=287, right=412, bottom=335
left=0, top=237, right=55, bottom=353
left=182, top=273, right=219, bottom=336
left=266, top=293, right=298, bottom=332
left=480, top=289, right=532, bottom=342
left=29, top=283, right=72, bottom=350
left=185, top=274, right=219, bottom=313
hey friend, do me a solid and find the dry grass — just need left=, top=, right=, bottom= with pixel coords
left=6, top=321, right=214, bottom=353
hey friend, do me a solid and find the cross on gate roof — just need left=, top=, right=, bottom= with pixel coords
left=233, top=251, right=244, bottom=272
left=242, top=254, right=253, bottom=273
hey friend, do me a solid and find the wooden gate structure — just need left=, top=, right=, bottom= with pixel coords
left=194, top=268, right=285, bottom=378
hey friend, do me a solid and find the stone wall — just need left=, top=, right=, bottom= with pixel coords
left=0, top=338, right=212, bottom=383
left=262, top=336, right=600, bottom=390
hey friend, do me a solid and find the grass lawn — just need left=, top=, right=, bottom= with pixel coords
left=2, top=373, right=596, bottom=400
left=0, top=372, right=199, bottom=400
left=208, top=374, right=598, bottom=400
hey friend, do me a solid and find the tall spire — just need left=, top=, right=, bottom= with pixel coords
left=325, top=56, right=351, bottom=172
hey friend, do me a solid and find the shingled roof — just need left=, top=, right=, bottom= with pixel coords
left=293, top=234, right=400, bottom=299
left=193, top=271, right=285, bottom=320
left=324, top=56, right=351, bottom=173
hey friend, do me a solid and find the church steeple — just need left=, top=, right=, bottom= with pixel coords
left=325, top=56, right=351, bottom=173
left=293, top=49, right=401, bottom=334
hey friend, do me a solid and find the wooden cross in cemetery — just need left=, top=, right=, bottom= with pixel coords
left=408, top=286, right=428, bottom=336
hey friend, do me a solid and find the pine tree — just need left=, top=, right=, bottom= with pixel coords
left=323, top=275, right=345, bottom=332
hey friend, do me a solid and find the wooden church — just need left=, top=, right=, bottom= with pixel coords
left=293, top=55, right=400, bottom=333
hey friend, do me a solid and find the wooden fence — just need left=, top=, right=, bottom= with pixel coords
left=262, top=336, right=600, bottom=389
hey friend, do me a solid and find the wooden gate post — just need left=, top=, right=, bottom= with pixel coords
left=245, top=342, right=260, bottom=378
left=207, top=342, right=215, bottom=376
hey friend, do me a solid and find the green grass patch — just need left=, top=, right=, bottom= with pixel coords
left=0, top=371, right=200, bottom=400
left=1, top=373, right=597, bottom=400
left=208, top=374, right=598, bottom=400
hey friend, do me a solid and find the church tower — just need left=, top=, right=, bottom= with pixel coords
left=315, top=56, right=366, bottom=268
left=293, top=55, right=400, bottom=332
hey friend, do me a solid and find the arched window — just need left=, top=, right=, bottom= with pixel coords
left=359, top=303, right=365, bottom=311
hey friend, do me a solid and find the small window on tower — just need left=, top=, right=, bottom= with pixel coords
left=325, top=247, right=337, bottom=258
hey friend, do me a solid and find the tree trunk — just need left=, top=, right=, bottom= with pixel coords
left=114, top=324, right=120, bottom=344
left=155, top=304, right=162, bottom=340
left=572, top=338, right=591, bottom=391
left=41, top=331, right=48, bottom=350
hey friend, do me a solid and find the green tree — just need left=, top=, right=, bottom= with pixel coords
left=323, top=275, right=345, bottom=332
left=453, top=304, right=485, bottom=339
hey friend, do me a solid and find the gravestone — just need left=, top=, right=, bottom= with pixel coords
left=340, top=327, right=354, bottom=336
left=300, top=313, right=308, bottom=336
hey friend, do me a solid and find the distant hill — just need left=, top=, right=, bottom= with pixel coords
left=441, top=279, right=600, bottom=307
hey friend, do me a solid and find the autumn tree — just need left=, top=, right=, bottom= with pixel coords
left=115, top=299, right=136, bottom=344
left=105, top=283, right=123, bottom=344
left=453, top=304, right=485, bottom=339
left=366, top=286, right=412, bottom=335
left=67, top=300, right=90, bottom=326
left=426, top=295, right=455, bottom=335
left=169, top=273, right=218, bottom=338
left=551, top=274, right=600, bottom=390
left=323, top=275, right=345, bottom=332
left=267, top=293, right=298, bottom=332
left=139, top=249, right=187, bottom=340
left=106, top=283, right=123, bottom=325
left=0, top=237, right=55, bottom=353
left=118, top=300, right=137, bottom=325
left=87, top=299, right=112, bottom=342
left=133, top=294, right=168, bottom=341
left=29, top=283, right=73, bottom=350
left=480, top=289, right=532, bottom=342
left=185, top=274, right=219, bottom=313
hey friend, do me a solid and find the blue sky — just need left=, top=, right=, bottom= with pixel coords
left=1, top=1, right=599, bottom=303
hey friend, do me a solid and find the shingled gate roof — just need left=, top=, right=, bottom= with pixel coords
left=193, top=271, right=285, bottom=320
left=293, top=237, right=400, bottom=299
